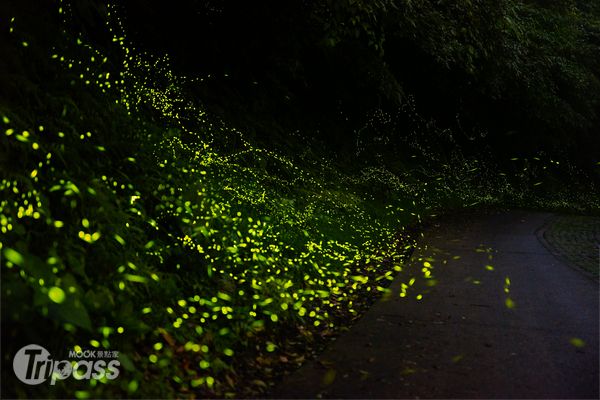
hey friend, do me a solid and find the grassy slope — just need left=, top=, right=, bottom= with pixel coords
left=1, top=2, right=598, bottom=399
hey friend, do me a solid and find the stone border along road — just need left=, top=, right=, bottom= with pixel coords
left=270, top=210, right=599, bottom=399
left=537, top=214, right=600, bottom=280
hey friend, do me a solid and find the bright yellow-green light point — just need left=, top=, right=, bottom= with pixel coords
left=206, top=376, right=215, bottom=387
left=569, top=337, right=585, bottom=348
left=48, top=287, right=66, bottom=303
left=505, top=297, right=516, bottom=309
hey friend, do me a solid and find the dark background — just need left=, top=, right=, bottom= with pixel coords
left=102, top=0, right=600, bottom=164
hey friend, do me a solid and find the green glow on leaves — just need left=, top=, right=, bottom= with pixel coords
left=127, top=380, right=138, bottom=393
left=4, top=248, right=24, bottom=266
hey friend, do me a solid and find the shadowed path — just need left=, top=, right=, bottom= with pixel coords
left=271, top=210, right=599, bottom=399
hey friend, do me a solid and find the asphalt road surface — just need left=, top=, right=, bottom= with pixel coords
left=271, top=210, right=599, bottom=399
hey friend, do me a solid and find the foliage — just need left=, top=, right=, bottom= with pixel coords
left=117, top=0, right=600, bottom=155
left=378, top=0, right=600, bottom=151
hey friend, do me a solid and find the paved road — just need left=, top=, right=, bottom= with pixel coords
left=272, top=211, right=599, bottom=399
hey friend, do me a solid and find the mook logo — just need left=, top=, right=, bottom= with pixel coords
left=13, top=344, right=121, bottom=385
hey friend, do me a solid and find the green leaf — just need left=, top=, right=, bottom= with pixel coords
left=118, top=353, right=136, bottom=372
left=4, top=248, right=24, bottom=265
left=50, top=297, right=92, bottom=331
